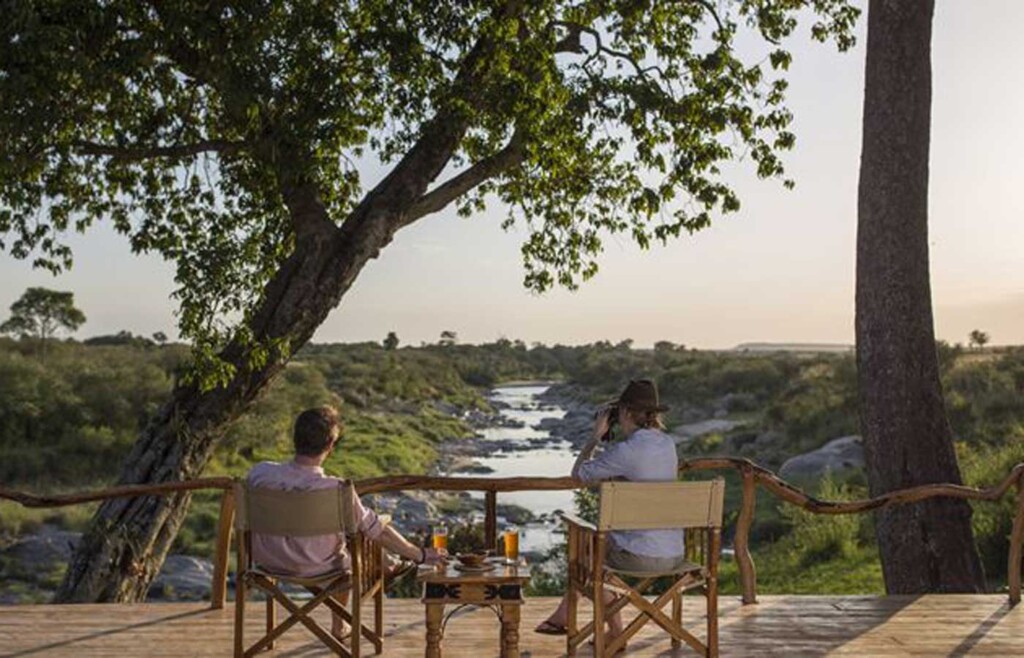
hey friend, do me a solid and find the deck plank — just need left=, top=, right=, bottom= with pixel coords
left=0, top=595, right=1021, bottom=657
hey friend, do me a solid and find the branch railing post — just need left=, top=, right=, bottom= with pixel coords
left=484, top=490, right=498, bottom=551
left=5, top=464, right=1024, bottom=607
left=1009, top=475, right=1024, bottom=606
left=211, top=486, right=236, bottom=610
left=736, top=466, right=758, bottom=605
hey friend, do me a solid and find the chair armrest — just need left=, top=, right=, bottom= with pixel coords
left=561, top=513, right=598, bottom=534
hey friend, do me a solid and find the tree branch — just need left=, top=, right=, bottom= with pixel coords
left=344, top=0, right=525, bottom=236
left=550, top=20, right=671, bottom=85
left=403, top=130, right=526, bottom=226
left=74, top=139, right=245, bottom=162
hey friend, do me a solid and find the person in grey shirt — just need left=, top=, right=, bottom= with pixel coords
left=536, top=379, right=685, bottom=645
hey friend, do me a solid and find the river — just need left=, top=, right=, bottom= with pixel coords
left=453, top=384, right=579, bottom=554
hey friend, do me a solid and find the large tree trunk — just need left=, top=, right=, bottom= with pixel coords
left=856, top=0, right=985, bottom=593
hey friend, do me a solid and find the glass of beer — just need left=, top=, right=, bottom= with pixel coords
left=503, top=526, right=520, bottom=564
left=431, top=525, right=448, bottom=552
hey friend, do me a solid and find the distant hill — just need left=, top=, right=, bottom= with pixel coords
left=732, top=342, right=854, bottom=354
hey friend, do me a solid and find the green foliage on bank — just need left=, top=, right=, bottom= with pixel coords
left=2, top=337, right=1023, bottom=594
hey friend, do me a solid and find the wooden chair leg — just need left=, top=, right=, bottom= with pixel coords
left=593, top=534, right=607, bottom=657
left=234, top=573, right=246, bottom=658
left=374, top=580, right=384, bottom=655
left=708, top=529, right=721, bottom=658
left=567, top=528, right=578, bottom=657
left=266, top=581, right=276, bottom=649
left=672, top=590, right=681, bottom=650
left=707, top=584, right=719, bottom=658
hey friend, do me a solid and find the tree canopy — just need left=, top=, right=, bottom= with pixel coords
left=1, top=0, right=857, bottom=384
left=0, top=287, right=86, bottom=342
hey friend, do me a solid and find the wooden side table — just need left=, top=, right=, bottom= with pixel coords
left=417, top=559, right=531, bottom=658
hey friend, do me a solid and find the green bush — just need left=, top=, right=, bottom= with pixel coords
left=779, top=475, right=863, bottom=567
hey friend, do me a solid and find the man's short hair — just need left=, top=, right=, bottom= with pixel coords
left=293, top=406, right=341, bottom=457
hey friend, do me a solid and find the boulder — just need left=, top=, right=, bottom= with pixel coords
left=778, top=435, right=864, bottom=483
left=672, top=419, right=743, bottom=444
left=4, top=527, right=81, bottom=572
left=148, top=555, right=216, bottom=601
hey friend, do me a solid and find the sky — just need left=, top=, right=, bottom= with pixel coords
left=1, top=1, right=1021, bottom=350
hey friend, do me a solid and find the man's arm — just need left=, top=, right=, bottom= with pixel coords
left=571, top=436, right=601, bottom=480
left=572, top=409, right=630, bottom=482
left=374, top=524, right=444, bottom=565
left=352, top=492, right=445, bottom=565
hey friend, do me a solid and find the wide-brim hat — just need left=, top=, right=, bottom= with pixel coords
left=607, top=379, right=669, bottom=413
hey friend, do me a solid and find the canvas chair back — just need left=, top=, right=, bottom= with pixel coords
left=597, top=479, right=724, bottom=531
left=233, top=480, right=358, bottom=537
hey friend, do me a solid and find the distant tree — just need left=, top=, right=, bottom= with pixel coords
left=616, top=338, right=634, bottom=350
left=968, top=330, right=990, bottom=351
left=654, top=340, right=677, bottom=352
left=84, top=331, right=154, bottom=348
left=383, top=331, right=399, bottom=351
left=855, top=0, right=984, bottom=593
left=152, top=332, right=168, bottom=345
left=0, top=287, right=86, bottom=358
left=439, top=331, right=458, bottom=347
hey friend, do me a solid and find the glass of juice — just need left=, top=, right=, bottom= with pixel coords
left=503, top=526, right=520, bottom=564
left=431, top=525, right=448, bottom=552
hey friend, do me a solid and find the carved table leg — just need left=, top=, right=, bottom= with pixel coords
left=500, top=603, right=521, bottom=658
left=425, top=603, right=443, bottom=658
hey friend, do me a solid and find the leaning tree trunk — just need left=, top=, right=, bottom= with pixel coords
left=856, top=0, right=985, bottom=593
left=54, top=188, right=383, bottom=601
left=54, top=13, right=520, bottom=600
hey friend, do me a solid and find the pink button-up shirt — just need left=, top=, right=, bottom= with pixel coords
left=246, top=461, right=385, bottom=577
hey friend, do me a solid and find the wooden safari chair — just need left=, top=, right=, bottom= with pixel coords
left=563, top=479, right=725, bottom=657
left=232, top=479, right=387, bottom=658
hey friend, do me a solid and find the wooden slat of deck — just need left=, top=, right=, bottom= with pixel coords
left=0, top=595, right=1022, bottom=657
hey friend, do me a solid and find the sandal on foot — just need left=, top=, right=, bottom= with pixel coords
left=534, top=620, right=567, bottom=635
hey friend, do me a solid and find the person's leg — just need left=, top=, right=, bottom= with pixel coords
left=535, top=593, right=570, bottom=632
left=604, top=585, right=624, bottom=640
left=331, top=591, right=352, bottom=640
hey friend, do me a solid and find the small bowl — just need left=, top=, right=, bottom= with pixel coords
left=455, top=552, right=489, bottom=568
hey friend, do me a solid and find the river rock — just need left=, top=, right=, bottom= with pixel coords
left=148, top=555, right=216, bottom=601
left=3, top=526, right=81, bottom=570
left=455, top=463, right=496, bottom=475
left=672, top=419, right=743, bottom=443
left=392, top=493, right=437, bottom=531
left=778, top=435, right=864, bottom=483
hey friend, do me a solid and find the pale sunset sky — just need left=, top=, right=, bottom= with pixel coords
left=1, top=1, right=1021, bottom=349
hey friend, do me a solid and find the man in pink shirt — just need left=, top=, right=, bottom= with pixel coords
left=247, top=406, right=446, bottom=641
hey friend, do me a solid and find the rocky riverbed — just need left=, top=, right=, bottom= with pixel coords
left=1, top=383, right=864, bottom=604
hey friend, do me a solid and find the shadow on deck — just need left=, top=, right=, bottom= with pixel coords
left=1, top=595, right=1022, bottom=657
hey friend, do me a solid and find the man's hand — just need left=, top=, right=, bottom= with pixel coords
left=592, top=407, right=613, bottom=442
left=421, top=547, right=448, bottom=566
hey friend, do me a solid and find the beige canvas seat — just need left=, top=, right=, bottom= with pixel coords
left=563, top=479, right=725, bottom=657
left=232, top=480, right=386, bottom=658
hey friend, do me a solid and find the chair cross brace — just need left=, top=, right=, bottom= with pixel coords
left=246, top=574, right=353, bottom=657
left=570, top=572, right=709, bottom=657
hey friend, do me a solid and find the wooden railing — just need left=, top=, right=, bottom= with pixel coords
left=2, top=459, right=1022, bottom=609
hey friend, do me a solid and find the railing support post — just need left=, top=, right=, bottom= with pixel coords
left=736, top=466, right=758, bottom=605
left=484, top=490, right=498, bottom=551
left=211, top=486, right=236, bottom=610
left=1009, top=478, right=1024, bottom=606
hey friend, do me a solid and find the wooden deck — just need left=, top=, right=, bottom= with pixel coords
left=1, top=595, right=1021, bottom=657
